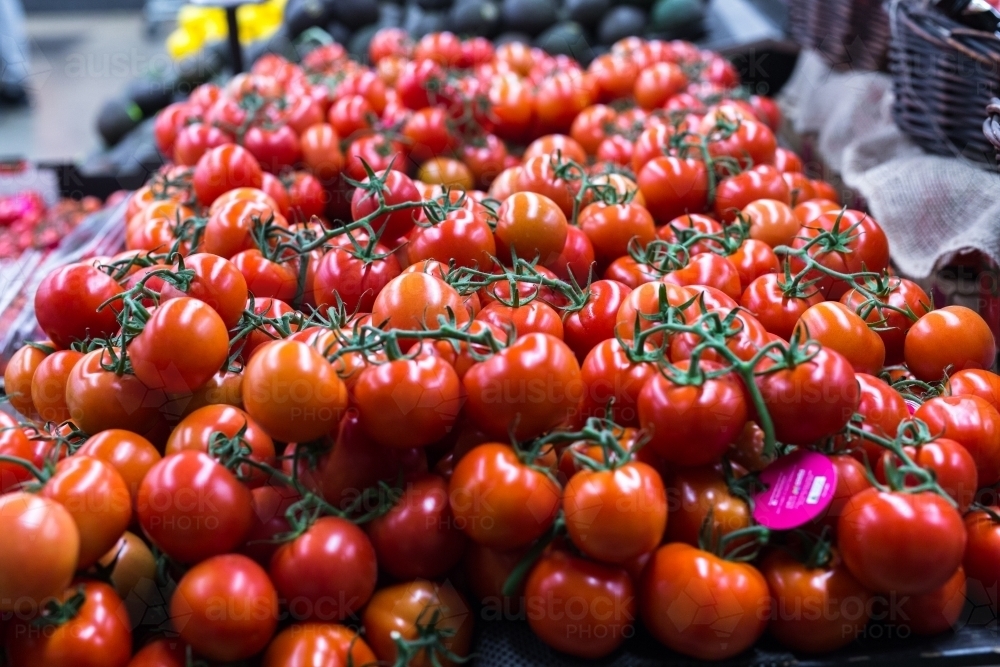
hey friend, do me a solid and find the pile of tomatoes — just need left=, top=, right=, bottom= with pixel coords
left=2, top=28, right=1000, bottom=667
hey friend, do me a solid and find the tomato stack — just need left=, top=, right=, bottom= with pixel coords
left=2, top=30, right=1000, bottom=667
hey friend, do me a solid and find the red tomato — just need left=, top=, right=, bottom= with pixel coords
left=637, top=156, right=708, bottom=224
left=448, top=443, right=560, bottom=550
left=875, top=438, right=977, bottom=511
left=714, top=166, right=790, bottom=222
left=30, top=349, right=82, bottom=423
left=579, top=202, right=656, bottom=270
left=964, top=507, right=1000, bottom=611
left=171, top=554, right=278, bottom=661
left=4, top=343, right=49, bottom=418
left=263, top=624, right=376, bottom=667
left=664, top=465, right=751, bottom=546
left=641, top=543, right=770, bottom=660
left=947, top=368, right=1000, bottom=411
left=350, top=169, right=421, bottom=241
left=904, top=306, right=996, bottom=382
left=794, top=301, right=886, bottom=374
left=525, top=551, right=635, bottom=658
left=65, top=348, right=163, bottom=436
left=34, top=263, right=123, bottom=349
left=494, top=192, right=569, bottom=266
left=837, top=373, right=907, bottom=461
left=193, top=143, right=264, bottom=205
left=897, top=567, right=967, bottom=636
left=269, top=517, right=377, bottom=621
left=563, top=280, right=632, bottom=362
left=137, top=450, right=252, bottom=563
left=914, top=395, right=1000, bottom=487
left=840, top=278, right=930, bottom=365
left=838, top=488, right=965, bottom=594
left=159, top=253, right=248, bottom=329
left=578, top=338, right=657, bottom=427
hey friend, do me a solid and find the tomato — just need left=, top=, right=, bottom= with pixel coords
left=350, top=168, right=421, bottom=242
left=203, top=198, right=286, bottom=259
left=344, top=134, right=406, bottom=183
left=897, top=566, right=967, bottom=636
left=664, top=252, right=743, bottom=301
left=794, top=301, right=886, bottom=374
left=30, top=349, right=83, bottom=423
left=4, top=343, right=49, bottom=418
left=371, top=271, right=471, bottom=335
left=756, top=346, right=860, bottom=445
left=634, top=61, right=687, bottom=109
left=97, top=530, right=155, bottom=607
left=914, top=395, right=1000, bottom=487
left=463, top=333, right=582, bottom=440
left=760, top=549, right=871, bottom=653
left=408, top=208, right=496, bottom=270
left=615, top=281, right=694, bottom=348
left=300, top=123, right=344, bottom=180
left=127, top=639, right=187, bottom=667
left=876, top=438, right=977, bottom=511
left=588, top=53, right=638, bottom=102
left=418, top=157, right=475, bottom=190
left=948, top=368, right=1000, bottom=415
left=571, top=104, right=617, bottom=155
left=171, top=554, right=278, bottom=661
left=367, top=474, right=466, bottom=580
left=38, top=455, right=130, bottom=568
left=904, top=306, right=996, bottom=382
left=269, top=516, right=377, bottom=621
left=65, top=348, right=163, bottom=436
left=494, top=192, right=568, bottom=266
left=524, top=551, right=635, bottom=658
left=0, top=414, right=39, bottom=494
left=165, top=404, right=275, bottom=488
left=714, top=166, right=790, bottom=222
left=790, top=210, right=890, bottom=298
left=577, top=339, right=657, bottom=427
left=838, top=488, right=965, bottom=594
left=707, top=118, right=776, bottom=168
left=477, top=300, right=564, bottom=339
left=578, top=202, right=656, bottom=270
left=742, top=198, right=800, bottom=248
left=173, top=123, right=233, bottom=166
left=563, top=461, right=666, bottom=564
left=327, top=94, right=375, bottom=139
left=242, top=340, right=348, bottom=444
left=137, top=450, right=252, bottom=563
left=640, top=361, right=749, bottom=466
left=159, top=253, right=248, bottom=329
left=193, top=143, right=264, bottom=205
left=839, top=278, right=930, bottom=365
left=449, top=443, right=560, bottom=549
left=6, top=581, right=131, bottom=667
left=231, top=248, right=298, bottom=302
left=363, top=580, right=472, bottom=667
left=728, top=239, right=779, bottom=289
left=34, top=263, right=123, bottom=349
left=836, top=373, right=907, bottom=461
left=0, top=492, right=79, bottom=611
left=641, top=543, right=770, bottom=660
left=312, top=243, right=401, bottom=313
left=563, top=280, right=631, bottom=361
left=245, top=125, right=301, bottom=174
left=263, top=624, right=376, bottom=667
left=964, top=507, right=1000, bottom=611
left=130, top=297, right=229, bottom=394
left=637, top=156, right=708, bottom=224
left=238, top=296, right=299, bottom=361
left=664, top=465, right=752, bottom=547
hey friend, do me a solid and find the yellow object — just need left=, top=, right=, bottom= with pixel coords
left=168, top=0, right=289, bottom=60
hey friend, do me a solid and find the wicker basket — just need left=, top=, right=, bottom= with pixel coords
left=787, top=0, right=891, bottom=70
left=889, top=2, right=1000, bottom=163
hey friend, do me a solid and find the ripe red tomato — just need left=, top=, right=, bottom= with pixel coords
left=663, top=465, right=752, bottom=547
left=363, top=580, right=473, bottom=667
left=494, top=192, right=568, bottom=266
left=838, top=488, right=965, bottom=594
left=578, top=202, right=656, bottom=270
left=740, top=273, right=824, bottom=340
left=408, top=207, right=496, bottom=269
left=578, top=338, right=657, bottom=427
left=876, top=438, right=977, bottom=511
left=34, top=263, right=123, bottom=349
left=65, top=348, right=163, bottom=436
left=4, top=343, right=49, bottom=418
left=263, top=624, right=376, bottom=667
left=137, top=450, right=252, bottom=563
left=964, top=507, right=1000, bottom=610
left=840, top=278, right=930, bottom=365
left=760, top=549, right=871, bottom=653
left=794, top=301, right=886, bottom=374
left=73, top=430, right=160, bottom=506
left=171, top=554, right=278, bottom=661
left=714, top=166, right=790, bottom=222
left=6, top=581, right=131, bottom=667
left=837, top=373, right=907, bottom=461
left=269, top=516, right=377, bottom=622
left=947, top=368, right=1000, bottom=412
left=158, top=252, right=248, bottom=329
left=641, top=543, right=770, bottom=660
left=350, top=169, right=421, bottom=241
left=193, top=143, right=264, bottom=205
left=914, top=395, right=1000, bottom=487
left=0, top=492, right=80, bottom=611
left=904, top=306, right=996, bottom=382
left=637, top=156, right=708, bottom=224
left=449, top=443, right=560, bottom=550
left=30, top=349, right=82, bottom=423
left=525, top=550, right=635, bottom=659
left=462, top=333, right=582, bottom=440
left=563, top=461, right=666, bottom=564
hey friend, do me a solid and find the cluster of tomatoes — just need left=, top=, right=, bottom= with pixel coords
left=2, top=29, right=1000, bottom=667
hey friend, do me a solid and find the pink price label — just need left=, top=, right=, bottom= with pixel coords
left=905, top=399, right=919, bottom=415
left=752, top=450, right=837, bottom=530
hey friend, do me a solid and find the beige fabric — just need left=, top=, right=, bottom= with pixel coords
left=779, top=49, right=1000, bottom=279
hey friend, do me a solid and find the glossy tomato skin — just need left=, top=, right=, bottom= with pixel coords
left=367, top=474, right=467, bottom=580
left=641, top=543, right=770, bottom=660
left=312, top=244, right=401, bottom=313
left=463, top=333, right=583, bottom=440
left=350, top=169, right=421, bottom=241
left=193, top=143, right=264, bottom=205
left=127, top=639, right=187, bottom=667
left=563, top=280, right=632, bottom=362
left=840, top=278, right=930, bottom=365
left=159, top=253, right=248, bottom=329
left=577, top=338, right=656, bottom=427
left=171, top=554, right=278, bottom=661
left=354, top=355, right=462, bottom=449
left=362, top=580, right=473, bottom=667
left=964, top=508, right=1000, bottom=610
left=0, top=413, right=42, bottom=494
left=740, top=273, right=824, bottom=341
left=494, top=192, right=568, bottom=266
left=6, top=581, right=131, bottom=667
left=904, top=306, right=996, bottom=382
left=65, top=348, right=163, bottom=436
left=876, top=439, right=978, bottom=511
left=897, top=566, right=967, bottom=636
left=837, top=489, right=965, bottom=595
left=525, top=551, right=635, bottom=659
left=137, top=450, right=253, bottom=563
left=639, top=362, right=748, bottom=467
left=637, top=156, right=708, bottom=224
left=263, top=623, right=376, bottom=667
left=242, top=340, right=349, bottom=444
left=812, top=454, right=872, bottom=533
left=794, top=301, right=886, bottom=375
left=947, top=368, right=1000, bottom=412
left=269, top=516, right=377, bottom=622
left=563, top=461, right=667, bottom=564
left=372, top=272, right=471, bottom=333
left=39, top=455, right=131, bottom=568
left=30, top=349, right=82, bottom=423
left=664, top=465, right=751, bottom=547
left=165, top=404, right=276, bottom=488
left=34, top=263, right=123, bottom=349
left=837, top=373, right=908, bottom=461
left=760, top=549, right=871, bottom=653
left=4, top=343, right=48, bottom=418
left=915, top=395, right=1000, bottom=488
left=130, top=297, right=230, bottom=394
left=448, top=443, right=561, bottom=550
left=756, top=347, right=860, bottom=445
left=0, top=492, right=80, bottom=612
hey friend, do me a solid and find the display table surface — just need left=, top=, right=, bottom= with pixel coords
left=778, top=49, right=1000, bottom=280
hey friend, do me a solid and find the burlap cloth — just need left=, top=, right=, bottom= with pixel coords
left=778, top=49, right=1000, bottom=279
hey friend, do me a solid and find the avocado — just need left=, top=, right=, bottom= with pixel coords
left=596, top=5, right=647, bottom=45
left=448, top=0, right=502, bottom=37
left=501, top=0, right=558, bottom=36
left=535, top=21, right=596, bottom=64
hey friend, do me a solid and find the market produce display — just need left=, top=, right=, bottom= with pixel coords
left=2, top=30, right=999, bottom=666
